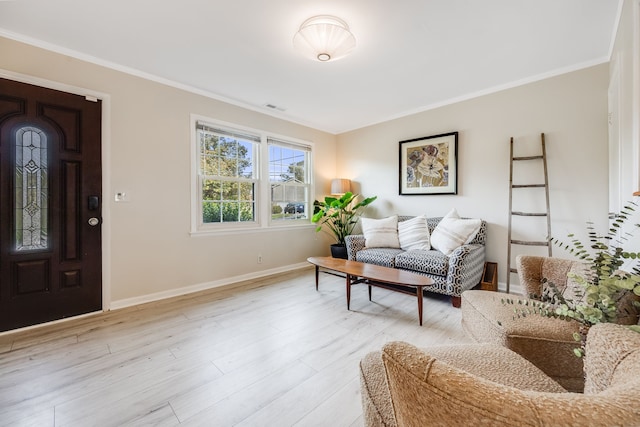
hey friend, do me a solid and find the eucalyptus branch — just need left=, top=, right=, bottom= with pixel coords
left=503, top=201, right=640, bottom=357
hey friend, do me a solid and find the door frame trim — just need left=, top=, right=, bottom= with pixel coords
left=0, top=68, right=112, bottom=312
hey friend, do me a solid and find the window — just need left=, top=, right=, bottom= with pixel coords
left=15, top=126, right=49, bottom=251
left=192, top=117, right=313, bottom=233
left=268, top=138, right=311, bottom=223
left=196, top=122, right=259, bottom=227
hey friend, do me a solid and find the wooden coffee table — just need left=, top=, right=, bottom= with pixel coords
left=307, top=256, right=434, bottom=325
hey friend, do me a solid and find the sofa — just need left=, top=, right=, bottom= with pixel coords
left=346, top=211, right=487, bottom=307
left=359, top=322, right=640, bottom=426
left=461, top=255, right=640, bottom=393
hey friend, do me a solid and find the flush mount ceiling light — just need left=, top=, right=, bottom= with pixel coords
left=293, top=15, right=356, bottom=62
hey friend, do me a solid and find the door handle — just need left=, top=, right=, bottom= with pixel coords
left=88, top=195, right=100, bottom=211
left=88, top=217, right=100, bottom=226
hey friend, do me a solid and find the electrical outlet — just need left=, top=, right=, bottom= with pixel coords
left=257, top=254, right=263, bottom=264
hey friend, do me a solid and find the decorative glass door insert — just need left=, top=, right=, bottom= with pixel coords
left=15, top=126, right=49, bottom=251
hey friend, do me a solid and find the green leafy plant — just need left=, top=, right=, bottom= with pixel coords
left=311, top=192, right=377, bottom=245
left=503, top=201, right=640, bottom=357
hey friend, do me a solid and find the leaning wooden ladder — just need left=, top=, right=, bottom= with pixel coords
left=506, top=133, right=552, bottom=293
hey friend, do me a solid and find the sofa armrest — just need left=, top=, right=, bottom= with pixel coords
left=381, top=341, right=548, bottom=425
left=447, top=244, right=485, bottom=294
left=346, top=234, right=366, bottom=260
left=584, top=323, right=640, bottom=394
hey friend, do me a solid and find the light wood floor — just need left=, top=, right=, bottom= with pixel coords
left=0, top=267, right=472, bottom=427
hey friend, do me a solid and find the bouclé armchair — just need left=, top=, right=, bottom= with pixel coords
left=359, top=323, right=640, bottom=426
left=461, top=255, right=640, bottom=392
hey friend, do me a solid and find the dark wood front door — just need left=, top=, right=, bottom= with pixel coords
left=0, top=78, right=102, bottom=332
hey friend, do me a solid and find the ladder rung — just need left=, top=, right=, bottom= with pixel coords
left=511, top=212, right=548, bottom=217
left=512, top=184, right=546, bottom=188
left=510, top=240, right=549, bottom=246
left=513, top=155, right=543, bottom=161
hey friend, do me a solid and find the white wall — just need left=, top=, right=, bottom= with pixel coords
left=609, top=0, right=640, bottom=257
left=337, top=65, right=610, bottom=290
left=610, top=0, right=640, bottom=201
left=1, top=36, right=337, bottom=306
left=0, top=34, right=615, bottom=303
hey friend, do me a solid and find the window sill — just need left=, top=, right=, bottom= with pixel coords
left=190, top=222, right=315, bottom=237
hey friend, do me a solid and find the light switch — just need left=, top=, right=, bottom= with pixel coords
left=114, top=192, right=130, bottom=202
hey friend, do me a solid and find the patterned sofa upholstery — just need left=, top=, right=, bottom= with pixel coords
left=345, top=216, right=487, bottom=307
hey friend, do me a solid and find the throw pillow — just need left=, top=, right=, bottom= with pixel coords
left=398, top=215, right=431, bottom=251
left=361, top=216, right=400, bottom=248
left=431, top=208, right=481, bottom=256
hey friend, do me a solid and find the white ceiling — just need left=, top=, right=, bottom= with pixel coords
left=0, top=0, right=622, bottom=134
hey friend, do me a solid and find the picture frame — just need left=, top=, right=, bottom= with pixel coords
left=399, top=132, right=458, bottom=195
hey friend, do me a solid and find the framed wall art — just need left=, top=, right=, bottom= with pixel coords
left=399, top=132, right=458, bottom=195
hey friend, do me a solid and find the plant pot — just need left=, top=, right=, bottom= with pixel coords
left=330, top=244, right=348, bottom=259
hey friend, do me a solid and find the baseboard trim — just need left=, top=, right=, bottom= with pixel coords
left=0, top=263, right=312, bottom=338
left=109, top=262, right=311, bottom=310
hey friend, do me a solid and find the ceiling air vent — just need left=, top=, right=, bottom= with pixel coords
left=263, top=103, right=286, bottom=112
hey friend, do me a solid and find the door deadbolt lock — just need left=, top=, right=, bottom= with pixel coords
left=88, top=195, right=100, bottom=211
left=88, top=217, right=100, bottom=226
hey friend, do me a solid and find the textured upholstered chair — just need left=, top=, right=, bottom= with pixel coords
left=359, top=323, right=640, bottom=426
left=461, top=255, right=639, bottom=392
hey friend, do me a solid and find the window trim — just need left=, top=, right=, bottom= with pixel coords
left=190, top=114, right=314, bottom=235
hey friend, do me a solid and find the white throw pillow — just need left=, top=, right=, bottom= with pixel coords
left=430, top=208, right=481, bottom=256
left=397, top=215, right=431, bottom=251
left=361, top=216, right=400, bottom=248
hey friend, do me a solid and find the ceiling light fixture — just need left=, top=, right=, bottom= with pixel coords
left=293, top=15, right=356, bottom=62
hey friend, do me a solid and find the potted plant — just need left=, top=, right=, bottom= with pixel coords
left=504, top=201, right=640, bottom=357
left=312, top=191, right=377, bottom=259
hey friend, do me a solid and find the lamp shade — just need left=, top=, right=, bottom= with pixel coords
left=293, top=15, right=356, bottom=62
left=331, top=178, right=352, bottom=195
